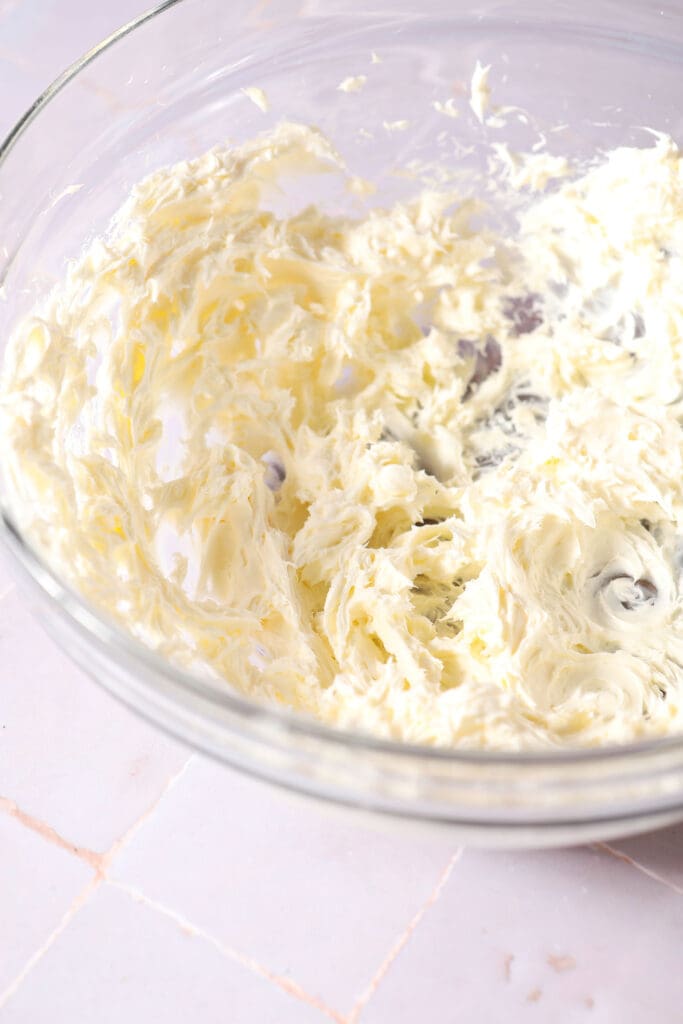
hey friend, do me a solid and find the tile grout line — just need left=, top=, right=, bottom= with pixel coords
left=101, top=754, right=195, bottom=876
left=0, top=875, right=100, bottom=1011
left=347, top=848, right=465, bottom=1024
left=0, top=754, right=193, bottom=880
left=1, top=751, right=339, bottom=1022
left=594, top=841, right=683, bottom=896
left=109, top=879, right=346, bottom=1024
left=0, top=755, right=194, bottom=1011
left=0, top=796, right=103, bottom=874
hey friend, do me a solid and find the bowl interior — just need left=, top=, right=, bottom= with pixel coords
left=2, top=0, right=683, bottom=840
left=3, top=0, right=683, bottom=320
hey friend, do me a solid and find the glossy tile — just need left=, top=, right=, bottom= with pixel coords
left=111, top=756, right=455, bottom=1013
left=0, top=811, right=91, bottom=996
left=604, top=823, right=683, bottom=894
left=1, top=883, right=329, bottom=1023
left=360, top=845, right=683, bottom=1024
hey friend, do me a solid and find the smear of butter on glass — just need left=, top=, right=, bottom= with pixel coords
left=490, top=143, right=572, bottom=191
left=469, top=60, right=491, bottom=123
left=338, top=75, right=367, bottom=93
left=242, top=86, right=270, bottom=113
left=433, top=98, right=460, bottom=119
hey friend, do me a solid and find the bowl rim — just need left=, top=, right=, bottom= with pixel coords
left=1, top=0, right=683, bottom=774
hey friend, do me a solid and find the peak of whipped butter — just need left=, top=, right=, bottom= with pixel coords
left=3, top=118, right=683, bottom=750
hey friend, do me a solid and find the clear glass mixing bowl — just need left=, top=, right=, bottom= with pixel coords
left=2, top=0, right=683, bottom=847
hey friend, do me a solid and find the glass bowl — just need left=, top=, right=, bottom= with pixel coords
left=2, top=0, right=683, bottom=848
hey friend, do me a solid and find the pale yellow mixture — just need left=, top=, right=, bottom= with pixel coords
left=3, top=117, right=683, bottom=750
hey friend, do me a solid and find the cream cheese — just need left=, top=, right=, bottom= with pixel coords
left=3, top=119, right=683, bottom=750
left=469, top=60, right=491, bottom=123
left=241, top=86, right=270, bottom=113
left=338, top=75, right=367, bottom=93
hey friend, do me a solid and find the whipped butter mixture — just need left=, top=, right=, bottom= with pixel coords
left=4, top=116, right=683, bottom=750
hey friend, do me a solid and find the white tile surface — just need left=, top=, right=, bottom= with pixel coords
left=111, top=756, right=455, bottom=1014
left=0, top=811, right=92, bottom=996
left=606, top=824, right=683, bottom=893
left=1, top=883, right=329, bottom=1023
left=359, top=845, right=683, bottom=1024
left=0, top=556, right=189, bottom=853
